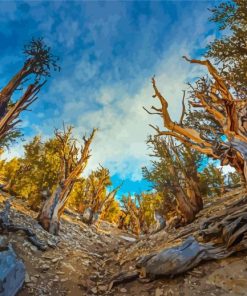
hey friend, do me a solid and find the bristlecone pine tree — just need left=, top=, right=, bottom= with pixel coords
left=0, top=38, right=59, bottom=148
left=206, top=0, right=247, bottom=97
left=143, top=137, right=203, bottom=225
left=120, top=193, right=159, bottom=235
left=145, top=57, right=247, bottom=185
left=37, top=126, right=96, bottom=235
left=72, top=166, right=120, bottom=225
left=82, top=166, right=112, bottom=224
left=120, top=194, right=143, bottom=235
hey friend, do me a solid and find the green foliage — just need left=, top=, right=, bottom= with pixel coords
left=69, top=167, right=111, bottom=210
left=199, top=163, right=225, bottom=196
left=119, top=192, right=163, bottom=234
left=67, top=166, right=122, bottom=224
left=24, top=37, right=60, bottom=80
left=0, top=136, right=61, bottom=209
left=206, top=0, right=247, bottom=96
left=101, top=199, right=121, bottom=224
left=0, top=134, right=121, bottom=222
left=227, top=171, right=242, bottom=188
left=0, top=158, right=21, bottom=190
left=0, top=38, right=60, bottom=149
left=0, top=130, right=23, bottom=150
left=142, top=136, right=203, bottom=218
left=67, top=178, right=86, bottom=212
left=137, top=192, right=163, bottom=227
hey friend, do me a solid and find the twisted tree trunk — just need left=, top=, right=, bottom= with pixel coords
left=38, top=128, right=96, bottom=235
left=168, top=161, right=200, bottom=225
left=145, top=57, right=247, bottom=183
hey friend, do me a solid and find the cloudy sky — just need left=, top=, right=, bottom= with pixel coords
left=0, top=0, right=226, bottom=196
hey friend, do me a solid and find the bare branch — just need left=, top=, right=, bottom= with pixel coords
left=179, top=90, right=186, bottom=125
left=143, top=106, right=161, bottom=116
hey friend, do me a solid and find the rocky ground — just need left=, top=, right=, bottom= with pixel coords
left=1, top=188, right=247, bottom=296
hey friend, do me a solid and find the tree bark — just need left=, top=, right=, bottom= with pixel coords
left=186, top=178, right=203, bottom=212
left=37, top=128, right=96, bottom=235
left=145, top=58, right=247, bottom=184
left=168, top=162, right=200, bottom=225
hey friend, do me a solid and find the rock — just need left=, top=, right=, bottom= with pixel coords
left=25, top=273, right=31, bottom=283
left=30, top=276, right=38, bottom=283
left=40, top=264, right=50, bottom=272
left=61, top=262, right=76, bottom=272
left=91, top=287, right=98, bottom=294
left=51, top=257, right=62, bottom=263
left=155, top=288, right=164, bottom=296
left=53, top=278, right=59, bottom=282
left=98, top=285, right=108, bottom=292
left=0, top=244, right=25, bottom=296
left=47, top=240, right=57, bottom=248
left=56, top=271, right=65, bottom=275
left=0, top=236, right=8, bottom=251
left=30, top=245, right=38, bottom=252
left=120, top=287, right=128, bottom=293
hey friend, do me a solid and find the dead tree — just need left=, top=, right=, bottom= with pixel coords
left=0, top=38, right=59, bottom=145
left=144, top=57, right=247, bottom=183
left=37, top=126, right=96, bottom=235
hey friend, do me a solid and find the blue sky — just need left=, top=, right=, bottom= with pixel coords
left=0, top=0, right=225, bottom=197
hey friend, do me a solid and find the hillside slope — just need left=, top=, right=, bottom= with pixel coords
left=1, top=189, right=247, bottom=296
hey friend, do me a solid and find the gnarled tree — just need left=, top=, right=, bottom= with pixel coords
left=145, top=57, right=247, bottom=184
left=143, top=137, right=203, bottom=225
left=67, top=167, right=121, bottom=224
left=120, top=194, right=143, bottom=235
left=98, top=185, right=121, bottom=222
left=0, top=38, right=59, bottom=148
left=80, top=166, right=112, bottom=224
left=206, top=0, right=247, bottom=97
left=119, top=193, right=161, bottom=235
left=37, top=126, right=96, bottom=235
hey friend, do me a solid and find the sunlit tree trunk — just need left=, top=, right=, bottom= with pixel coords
left=38, top=128, right=96, bottom=235
left=145, top=57, right=247, bottom=184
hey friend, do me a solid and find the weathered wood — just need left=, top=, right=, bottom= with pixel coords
left=145, top=58, right=247, bottom=183
left=136, top=203, right=247, bottom=279
left=38, top=128, right=96, bottom=234
left=111, top=196, right=247, bottom=285
left=108, top=271, right=139, bottom=290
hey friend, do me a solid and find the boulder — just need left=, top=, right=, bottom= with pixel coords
left=0, top=242, right=25, bottom=296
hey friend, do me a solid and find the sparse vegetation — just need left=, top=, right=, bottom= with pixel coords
left=0, top=1, right=246, bottom=295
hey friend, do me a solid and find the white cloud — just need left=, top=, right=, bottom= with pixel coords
left=1, top=1, right=218, bottom=182
left=1, top=142, right=25, bottom=161
left=221, top=165, right=236, bottom=175
left=72, top=44, right=207, bottom=180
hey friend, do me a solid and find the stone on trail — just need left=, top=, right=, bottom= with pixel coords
left=0, top=244, right=25, bottom=296
left=120, top=236, right=136, bottom=242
